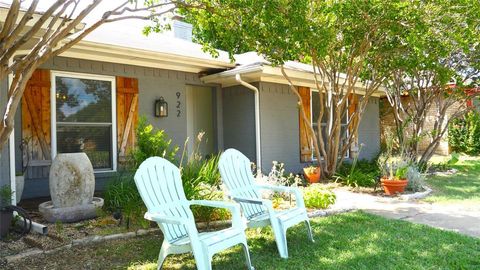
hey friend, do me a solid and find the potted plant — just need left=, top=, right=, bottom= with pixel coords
left=303, top=165, right=321, bottom=183
left=0, top=185, right=14, bottom=239
left=380, top=160, right=409, bottom=195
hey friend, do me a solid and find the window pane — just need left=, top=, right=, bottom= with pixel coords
left=56, top=76, right=112, bottom=123
left=312, top=91, right=328, bottom=124
left=57, top=125, right=112, bottom=169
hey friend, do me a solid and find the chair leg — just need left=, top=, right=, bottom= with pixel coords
left=270, top=219, right=289, bottom=259
left=304, top=220, right=314, bottom=243
left=241, top=241, right=255, bottom=270
left=157, top=242, right=169, bottom=270
left=191, top=244, right=212, bottom=270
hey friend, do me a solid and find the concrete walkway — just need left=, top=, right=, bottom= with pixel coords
left=331, top=189, right=480, bottom=238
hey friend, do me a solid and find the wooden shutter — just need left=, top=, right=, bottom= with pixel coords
left=22, top=69, right=51, bottom=164
left=348, top=94, right=359, bottom=136
left=117, top=76, right=139, bottom=161
left=299, top=86, right=312, bottom=162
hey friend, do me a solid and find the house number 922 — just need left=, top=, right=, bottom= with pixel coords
left=176, top=92, right=181, bottom=117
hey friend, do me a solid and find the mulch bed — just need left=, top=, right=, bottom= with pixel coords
left=1, top=197, right=151, bottom=259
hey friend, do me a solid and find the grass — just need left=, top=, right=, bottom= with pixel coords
left=425, top=156, right=480, bottom=204
left=14, top=211, right=480, bottom=269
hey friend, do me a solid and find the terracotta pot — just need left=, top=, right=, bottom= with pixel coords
left=381, top=177, right=408, bottom=196
left=303, top=167, right=321, bottom=183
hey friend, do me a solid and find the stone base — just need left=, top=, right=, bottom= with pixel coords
left=39, top=197, right=104, bottom=223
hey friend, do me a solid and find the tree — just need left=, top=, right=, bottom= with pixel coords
left=0, top=0, right=202, bottom=152
left=382, top=0, right=480, bottom=166
left=184, top=0, right=424, bottom=177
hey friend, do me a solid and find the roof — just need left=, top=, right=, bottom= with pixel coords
left=64, top=19, right=234, bottom=73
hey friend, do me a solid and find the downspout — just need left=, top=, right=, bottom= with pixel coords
left=235, top=74, right=262, bottom=175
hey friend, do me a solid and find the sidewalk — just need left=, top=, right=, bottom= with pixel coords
left=331, top=189, right=480, bottom=238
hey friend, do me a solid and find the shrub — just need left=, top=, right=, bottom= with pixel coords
left=335, top=160, right=380, bottom=187
left=128, top=116, right=179, bottom=169
left=103, top=171, right=148, bottom=229
left=449, top=111, right=480, bottom=155
left=181, top=154, right=229, bottom=222
left=0, top=185, right=13, bottom=208
left=267, top=161, right=303, bottom=187
left=303, top=184, right=336, bottom=209
left=406, top=166, right=425, bottom=192
left=428, top=152, right=460, bottom=172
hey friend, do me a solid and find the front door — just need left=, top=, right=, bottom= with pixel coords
left=186, top=85, right=215, bottom=158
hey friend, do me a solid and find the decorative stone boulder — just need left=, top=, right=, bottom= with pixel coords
left=49, top=153, right=95, bottom=208
left=39, top=153, right=104, bottom=223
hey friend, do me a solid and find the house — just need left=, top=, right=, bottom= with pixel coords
left=0, top=12, right=382, bottom=200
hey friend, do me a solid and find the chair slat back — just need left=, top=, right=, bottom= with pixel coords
left=134, top=157, right=193, bottom=242
left=219, top=149, right=265, bottom=219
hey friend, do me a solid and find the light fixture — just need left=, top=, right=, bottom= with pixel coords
left=154, top=97, right=168, bottom=117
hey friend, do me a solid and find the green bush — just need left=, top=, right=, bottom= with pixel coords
left=103, top=171, right=148, bottom=229
left=449, top=111, right=480, bottom=155
left=335, top=160, right=380, bottom=187
left=181, top=154, right=229, bottom=222
left=128, top=116, right=179, bottom=169
left=303, top=184, right=336, bottom=209
left=0, top=185, right=13, bottom=208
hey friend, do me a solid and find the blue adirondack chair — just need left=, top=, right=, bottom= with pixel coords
left=134, top=157, right=254, bottom=270
left=218, top=149, right=314, bottom=259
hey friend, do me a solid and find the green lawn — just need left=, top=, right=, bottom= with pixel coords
left=14, top=211, right=480, bottom=269
left=425, top=156, right=480, bottom=203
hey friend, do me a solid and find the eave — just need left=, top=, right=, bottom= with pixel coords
left=201, top=64, right=386, bottom=97
left=61, top=41, right=235, bottom=74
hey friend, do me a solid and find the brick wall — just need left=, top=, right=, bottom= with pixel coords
left=380, top=96, right=461, bottom=156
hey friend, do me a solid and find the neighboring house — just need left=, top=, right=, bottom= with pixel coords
left=0, top=13, right=382, bottom=200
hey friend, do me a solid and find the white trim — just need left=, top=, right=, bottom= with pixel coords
left=62, top=41, right=234, bottom=74
left=7, top=56, right=16, bottom=205
left=9, top=129, right=15, bottom=205
left=50, top=71, right=117, bottom=172
left=310, top=89, right=350, bottom=161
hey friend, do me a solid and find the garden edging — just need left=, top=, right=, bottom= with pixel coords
left=398, top=186, right=433, bottom=201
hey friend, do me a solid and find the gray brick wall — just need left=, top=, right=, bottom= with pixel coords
left=259, top=82, right=302, bottom=173
left=221, top=85, right=256, bottom=162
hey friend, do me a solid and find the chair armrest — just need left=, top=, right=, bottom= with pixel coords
left=144, top=212, right=189, bottom=225
left=230, top=196, right=271, bottom=206
left=255, top=185, right=305, bottom=209
left=255, top=184, right=293, bottom=193
left=190, top=200, right=240, bottom=212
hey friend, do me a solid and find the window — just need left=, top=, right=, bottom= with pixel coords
left=311, top=90, right=349, bottom=159
left=51, top=72, right=116, bottom=171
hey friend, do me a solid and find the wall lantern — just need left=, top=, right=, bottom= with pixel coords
left=154, top=97, right=168, bottom=117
